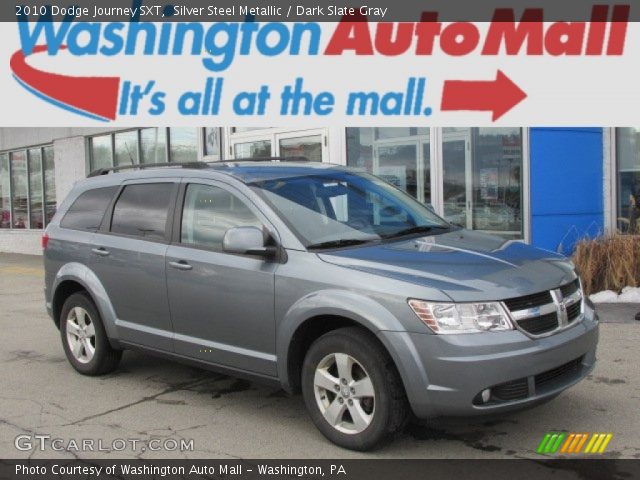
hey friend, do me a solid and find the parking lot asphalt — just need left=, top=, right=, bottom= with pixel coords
left=0, top=253, right=639, bottom=460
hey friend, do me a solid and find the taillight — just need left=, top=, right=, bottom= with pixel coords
left=41, top=233, right=50, bottom=249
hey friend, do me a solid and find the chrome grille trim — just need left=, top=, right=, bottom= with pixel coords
left=509, top=302, right=557, bottom=322
left=503, top=279, right=584, bottom=338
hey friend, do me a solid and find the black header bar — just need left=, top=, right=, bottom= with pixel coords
left=3, top=459, right=640, bottom=480
left=4, top=1, right=638, bottom=22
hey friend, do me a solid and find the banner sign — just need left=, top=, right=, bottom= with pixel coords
left=0, top=1, right=638, bottom=126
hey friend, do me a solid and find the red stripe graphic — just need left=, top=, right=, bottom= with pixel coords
left=10, top=45, right=120, bottom=121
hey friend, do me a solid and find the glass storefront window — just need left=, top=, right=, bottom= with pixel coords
left=442, top=128, right=523, bottom=237
left=203, top=127, right=222, bottom=159
left=348, top=127, right=523, bottom=238
left=441, top=132, right=468, bottom=227
left=28, top=148, right=44, bottom=229
left=280, top=135, right=322, bottom=161
left=169, top=128, right=198, bottom=163
left=0, top=154, right=9, bottom=228
left=235, top=140, right=272, bottom=158
left=43, top=146, right=56, bottom=225
left=0, top=145, right=55, bottom=230
left=10, top=151, right=28, bottom=229
left=114, top=130, right=138, bottom=166
left=346, top=127, right=431, bottom=204
left=91, top=128, right=200, bottom=168
left=375, top=127, right=430, bottom=140
left=375, top=143, right=420, bottom=198
left=140, top=128, right=167, bottom=164
left=91, top=135, right=113, bottom=170
left=616, top=128, right=640, bottom=233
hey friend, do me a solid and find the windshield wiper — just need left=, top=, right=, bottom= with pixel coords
left=382, top=225, right=449, bottom=239
left=306, top=238, right=376, bottom=250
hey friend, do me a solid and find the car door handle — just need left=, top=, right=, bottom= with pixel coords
left=169, top=261, right=193, bottom=271
left=91, top=247, right=110, bottom=257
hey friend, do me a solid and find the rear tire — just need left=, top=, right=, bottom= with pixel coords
left=60, top=292, right=122, bottom=376
left=301, top=327, right=408, bottom=451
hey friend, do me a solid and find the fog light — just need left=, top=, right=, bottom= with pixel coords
left=481, top=389, right=491, bottom=403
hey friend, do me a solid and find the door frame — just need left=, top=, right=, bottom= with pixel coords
left=436, top=129, right=473, bottom=229
left=373, top=138, right=422, bottom=202
left=372, top=133, right=434, bottom=205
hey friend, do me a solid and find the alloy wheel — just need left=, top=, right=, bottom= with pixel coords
left=313, top=353, right=375, bottom=434
left=66, top=306, right=96, bottom=364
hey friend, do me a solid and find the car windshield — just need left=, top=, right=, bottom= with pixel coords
left=250, top=170, right=451, bottom=249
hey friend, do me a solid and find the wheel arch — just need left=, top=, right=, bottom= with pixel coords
left=277, top=290, right=406, bottom=393
left=52, top=279, right=88, bottom=328
left=51, top=263, right=119, bottom=342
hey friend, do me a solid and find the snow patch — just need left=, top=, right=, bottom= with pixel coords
left=619, top=287, right=640, bottom=303
left=590, top=287, right=640, bottom=304
left=589, top=290, right=620, bottom=303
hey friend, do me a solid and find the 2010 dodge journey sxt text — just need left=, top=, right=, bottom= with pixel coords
left=43, top=160, right=598, bottom=451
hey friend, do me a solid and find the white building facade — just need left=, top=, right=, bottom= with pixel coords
left=0, top=127, right=638, bottom=255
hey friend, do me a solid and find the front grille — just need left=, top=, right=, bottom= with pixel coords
left=504, top=280, right=583, bottom=337
left=503, top=290, right=553, bottom=311
left=492, top=378, right=529, bottom=401
left=535, top=357, right=582, bottom=390
left=560, top=279, right=580, bottom=298
left=566, top=302, right=582, bottom=322
left=517, top=312, right=559, bottom=335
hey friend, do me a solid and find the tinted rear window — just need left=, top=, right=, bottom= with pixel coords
left=110, top=183, right=173, bottom=240
left=60, top=186, right=118, bottom=232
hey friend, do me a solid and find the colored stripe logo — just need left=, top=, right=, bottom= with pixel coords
left=537, top=432, right=613, bottom=454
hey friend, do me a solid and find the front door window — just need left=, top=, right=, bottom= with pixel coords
left=180, top=183, right=262, bottom=250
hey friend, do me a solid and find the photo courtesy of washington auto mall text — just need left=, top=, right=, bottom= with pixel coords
left=0, top=0, right=640, bottom=479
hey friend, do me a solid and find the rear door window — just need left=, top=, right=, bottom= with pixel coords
left=110, top=183, right=173, bottom=241
left=60, top=186, right=118, bottom=232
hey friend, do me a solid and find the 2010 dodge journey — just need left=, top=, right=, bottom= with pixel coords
left=43, top=159, right=598, bottom=451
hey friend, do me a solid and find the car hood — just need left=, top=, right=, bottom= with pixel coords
left=317, top=229, right=577, bottom=302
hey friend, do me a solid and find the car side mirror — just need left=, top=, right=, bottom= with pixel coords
left=223, top=227, right=276, bottom=258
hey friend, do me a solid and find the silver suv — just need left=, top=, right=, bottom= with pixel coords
left=44, top=160, right=598, bottom=451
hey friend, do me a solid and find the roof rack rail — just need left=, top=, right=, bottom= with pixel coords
left=220, top=156, right=310, bottom=163
left=87, top=162, right=208, bottom=178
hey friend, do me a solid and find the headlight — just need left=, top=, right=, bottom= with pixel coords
left=408, top=300, right=513, bottom=334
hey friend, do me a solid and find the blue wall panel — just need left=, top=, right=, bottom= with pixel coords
left=529, top=128, right=604, bottom=254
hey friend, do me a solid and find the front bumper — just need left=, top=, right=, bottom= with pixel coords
left=378, top=306, right=599, bottom=418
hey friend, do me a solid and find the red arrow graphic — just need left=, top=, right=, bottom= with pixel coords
left=10, top=45, right=120, bottom=121
left=441, top=70, right=527, bottom=121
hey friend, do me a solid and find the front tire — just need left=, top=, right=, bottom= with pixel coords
left=60, top=292, right=122, bottom=376
left=301, top=327, right=408, bottom=451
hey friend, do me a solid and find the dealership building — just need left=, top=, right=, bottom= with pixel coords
left=0, top=126, right=638, bottom=255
